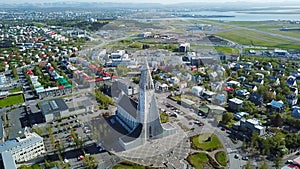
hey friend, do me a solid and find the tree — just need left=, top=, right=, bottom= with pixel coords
left=259, top=160, right=268, bottom=169
left=241, top=101, right=257, bottom=114
left=116, top=65, right=128, bottom=77
left=95, top=89, right=114, bottom=109
left=274, top=157, right=282, bottom=169
left=251, top=132, right=259, bottom=149
left=132, top=77, right=140, bottom=84
left=270, top=114, right=283, bottom=127
left=82, top=155, right=98, bottom=169
left=221, top=112, right=234, bottom=125
left=11, top=66, right=19, bottom=80
left=242, top=140, right=247, bottom=151
left=245, top=160, right=252, bottom=169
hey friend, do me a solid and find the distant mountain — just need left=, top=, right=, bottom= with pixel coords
left=166, top=1, right=300, bottom=10
left=1, top=1, right=300, bottom=10
left=0, top=2, right=163, bottom=9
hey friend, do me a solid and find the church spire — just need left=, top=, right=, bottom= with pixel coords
left=139, top=59, right=154, bottom=90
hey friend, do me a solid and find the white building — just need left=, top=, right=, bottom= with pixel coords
left=0, top=74, right=6, bottom=85
left=179, top=43, right=190, bottom=52
left=110, top=50, right=126, bottom=59
left=0, top=131, right=45, bottom=164
left=192, top=86, right=205, bottom=97
left=110, top=58, right=137, bottom=67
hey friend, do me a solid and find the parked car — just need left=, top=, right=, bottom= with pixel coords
left=242, top=156, right=248, bottom=160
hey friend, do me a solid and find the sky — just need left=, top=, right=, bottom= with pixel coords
left=4, top=0, right=300, bottom=4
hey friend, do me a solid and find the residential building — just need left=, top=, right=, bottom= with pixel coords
left=267, top=100, right=285, bottom=112
left=269, top=76, right=280, bottom=86
left=157, top=83, right=168, bottom=92
left=286, top=94, right=298, bottom=107
left=215, top=94, right=227, bottom=106
left=235, top=89, right=250, bottom=98
left=234, top=112, right=249, bottom=120
left=287, top=76, right=297, bottom=87
left=229, top=54, right=240, bottom=61
left=229, top=98, right=244, bottom=111
left=237, top=76, right=246, bottom=84
left=292, top=106, right=300, bottom=119
left=255, top=73, right=265, bottom=79
left=239, top=118, right=266, bottom=135
left=227, top=80, right=241, bottom=87
left=201, top=90, right=216, bottom=100
left=178, top=43, right=190, bottom=52
left=290, top=87, right=298, bottom=96
left=0, top=130, right=45, bottom=164
left=0, top=74, right=6, bottom=85
left=179, top=81, right=188, bottom=89
left=253, top=78, right=264, bottom=85
left=243, top=83, right=258, bottom=92
left=249, top=93, right=264, bottom=106
left=192, top=86, right=205, bottom=97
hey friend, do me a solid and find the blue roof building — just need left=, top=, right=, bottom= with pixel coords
left=292, top=106, right=300, bottom=119
left=268, top=100, right=285, bottom=112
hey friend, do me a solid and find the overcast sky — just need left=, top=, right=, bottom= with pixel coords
left=5, top=0, right=300, bottom=4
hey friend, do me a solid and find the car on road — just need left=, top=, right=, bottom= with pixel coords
left=286, top=160, right=294, bottom=164
left=84, top=130, right=91, bottom=133
left=77, top=155, right=84, bottom=161
left=242, top=156, right=248, bottom=160
left=194, top=121, right=204, bottom=126
left=221, top=127, right=226, bottom=131
left=234, top=154, right=239, bottom=159
left=226, top=130, right=232, bottom=134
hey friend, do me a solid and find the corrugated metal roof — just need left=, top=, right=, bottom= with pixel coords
left=0, top=133, right=43, bottom=153
left=1, top=152, right=17, bottom=169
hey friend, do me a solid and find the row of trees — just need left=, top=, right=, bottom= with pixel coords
left=95, top=89, right=114, bottom=109
left=249, top=130, right=300, bottom=158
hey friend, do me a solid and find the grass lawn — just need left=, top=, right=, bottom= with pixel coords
left=170, top=96, right=181, bottom=101
left=215, top=151, right=227, bottom=166
left=191, top=133, right=223, bottom=151
left=214, top=46, right=239, bottom=54
left=187, top=153, right=209, bottom=169
left=9, top=87, right=22, bottom=93
left=112, top=161, right=146, bottom=169
left=215, top=29, right=299, bottom=49
left=0, top=94, right=24, bottom=108
left=160, top=112, right=169, bottom=123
